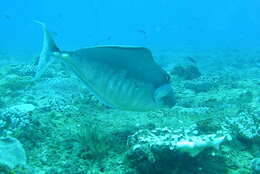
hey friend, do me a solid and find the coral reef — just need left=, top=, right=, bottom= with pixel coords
left=0, top=104, right=35, bottom=136
left=0, top=49, right=259, bottom=174
left=222, top=110, right=260, bottom=141
left=9, top=64, right=36, bottom=77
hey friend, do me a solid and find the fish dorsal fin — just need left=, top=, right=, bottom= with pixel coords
left=90, top=45, right=153, bottom=61
left=72, top=45, right=169, bottom=86
left=74, top=45, right=154, bottom=63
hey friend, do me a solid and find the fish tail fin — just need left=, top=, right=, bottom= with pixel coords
left=34, top=20, right=60, bottom=80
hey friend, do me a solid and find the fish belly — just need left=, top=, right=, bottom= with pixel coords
left=69, top=60, right=158, bottom=111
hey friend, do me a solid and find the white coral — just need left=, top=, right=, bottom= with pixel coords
left=128, top=127, right=229, bottom=157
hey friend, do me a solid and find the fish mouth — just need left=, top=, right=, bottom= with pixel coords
left=153, top=84, right=176, bottom=108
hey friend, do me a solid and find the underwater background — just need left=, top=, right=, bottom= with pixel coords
left=1, top=0, right=260, bottom=56
left=0, top=0, right=260, bottom=174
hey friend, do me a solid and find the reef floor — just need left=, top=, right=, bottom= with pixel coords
left=0, top=49, right=259, bottom=174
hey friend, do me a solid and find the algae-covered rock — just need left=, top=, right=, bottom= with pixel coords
left=170, top=65, right=201, bottom=80
left=0, top=137, right=27, bottom=169
left=252, top=158, right=260, bottom=174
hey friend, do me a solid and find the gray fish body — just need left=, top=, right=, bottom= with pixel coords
left=35, top=22, right=176, bottom=111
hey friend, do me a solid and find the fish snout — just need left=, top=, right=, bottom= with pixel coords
left=154, top=84, right=176, bottom=109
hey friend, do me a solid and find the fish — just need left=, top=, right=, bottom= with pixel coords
left=138, top=29, right=147, bottom=35
left=35, top=22, right=176, bottom=111
left=0, top=13, right=11, bottom=20
left=138, top=29, right=148, bottom=39
left=106, top=36, right=112, bottom=41
left=186, top=56, right=197, bottom=65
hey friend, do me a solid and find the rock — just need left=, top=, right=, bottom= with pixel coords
left=170, top=65, right=201, bottom=80
left=10, top=104, right=35, bottom=113
left=252, top=158, right=260, bottom=174
left=184, top=82, right=216, bottom=93
left=0, top=137, right=27, bottom=169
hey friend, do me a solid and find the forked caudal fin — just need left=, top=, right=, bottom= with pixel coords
left=33, top=21, right=60, bottom=80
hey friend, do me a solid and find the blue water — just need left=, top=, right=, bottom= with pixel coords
left=1, top=0, right=260, bottom=57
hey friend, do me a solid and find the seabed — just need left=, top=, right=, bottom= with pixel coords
left=0, top=49, right=259, bottom=174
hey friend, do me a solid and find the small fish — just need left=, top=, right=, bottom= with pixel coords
left=186, top=56, right=197, bottom=65
left=138, top=29, right=147, bottom=35
left=50, top=31, right=59, bottom=37
left=1, top=14, right=11, bottom=20
left=106, top=36, right=112, bottom=41
left=34, top=21, right=176, bottom=111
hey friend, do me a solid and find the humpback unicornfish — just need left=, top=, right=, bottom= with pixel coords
left=35, top=21, right=176, bottom=111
